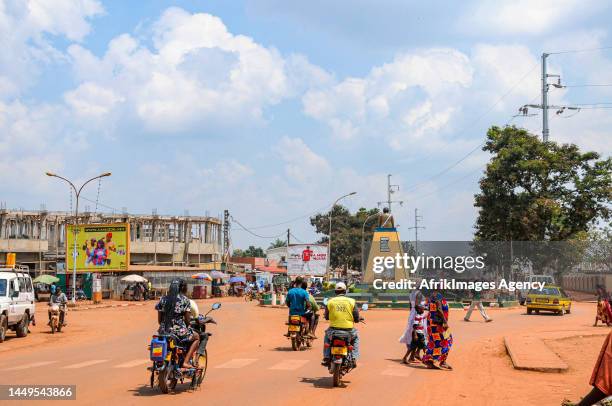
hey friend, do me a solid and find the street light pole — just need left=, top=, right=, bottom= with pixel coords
left=361, top=213, right=379, bottom=275
left=326, top=192, right=357, bottom=280
left=46, top=172, right=111, bottom=304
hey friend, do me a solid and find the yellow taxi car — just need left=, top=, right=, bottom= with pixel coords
left=526, top=285, right=572, bottom=316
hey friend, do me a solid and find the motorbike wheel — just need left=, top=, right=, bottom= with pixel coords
left=169, top=377, right=178, bottom=390
left=57, top=322, right=62, bottom=333
left=51, top=322, right=56, bottom=334
left=158, top=366, right=172, bottom=394
left=192, top=350, right=208, bottom=388
left=331, top=363, right=342, bottom=387
left=291, top=337, right=301, bottom=351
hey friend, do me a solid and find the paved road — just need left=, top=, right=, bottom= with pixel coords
left=0, top=298, right=606, bottom=405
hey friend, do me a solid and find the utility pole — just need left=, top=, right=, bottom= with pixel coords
left=407, top=208, right=425, bottom=255
left=516, top=52, right=579, bottom=142
left=377, top=174, right=403, bottom=213
left=287, top=228, right=290, bottom=246
left=223, top=210, right=230, bottom=262
left=542, top=53, right=549, bottom=142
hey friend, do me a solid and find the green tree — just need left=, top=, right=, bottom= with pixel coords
left=578, top=227, right=612, bottom=272
left=475, top=126, right=611, bottom=241
left=310, top=206, right=379, bottom=270
left=232, top=245, right=265, bottom=258
left=268, top=238, right=287, bottom=249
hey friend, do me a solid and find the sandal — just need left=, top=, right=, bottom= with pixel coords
left=439, top=362, right=453, bottom=370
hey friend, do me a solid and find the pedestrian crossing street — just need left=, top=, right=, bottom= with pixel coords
left=1, top=357, right=413, bottom=377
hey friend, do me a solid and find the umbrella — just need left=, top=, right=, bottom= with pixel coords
left=229, top=276, right=246, bottom=284
left=210, top=271, right=230, bottom=279
left=191, top=273, right=212, bottom=281
left=121, top=274, right=148, bottom=283
left=33, top=274, right=59, bottom=285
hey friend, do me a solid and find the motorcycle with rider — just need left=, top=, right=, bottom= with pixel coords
left=48, top=287, right=68, bottom=334
left=321, top=282, right=366, bottom=387
left=149, top=279, right=220, bottom=393
left=284, top=277, right=315, bottom=350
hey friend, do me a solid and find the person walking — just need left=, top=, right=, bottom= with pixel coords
left=399, top=289, right=427, bottom=363
left=562, top=330, right=612, bottom=405
left=464, top=287, right=492, bottom=322
left=594, top=285, right=612, bottom=327
left=423, top=291, right=453, bottom=370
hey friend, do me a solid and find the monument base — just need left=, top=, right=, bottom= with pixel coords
left=362, top=227, right=407, bottom=283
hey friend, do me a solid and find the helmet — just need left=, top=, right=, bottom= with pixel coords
left=335, top=282, right=347, bottom=292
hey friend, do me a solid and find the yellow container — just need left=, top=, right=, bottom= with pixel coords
left=92, top=291, right=102, bottom=304
left=6, top=253, right=16, bottom=267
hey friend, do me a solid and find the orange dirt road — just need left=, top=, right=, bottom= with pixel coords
left=0, top=298, right=609, bottom=406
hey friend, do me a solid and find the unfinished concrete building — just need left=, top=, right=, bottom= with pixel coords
left=0, top=208, right=222, bottom=272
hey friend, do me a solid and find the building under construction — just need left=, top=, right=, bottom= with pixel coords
left=0, top=208, right=223, bottom=272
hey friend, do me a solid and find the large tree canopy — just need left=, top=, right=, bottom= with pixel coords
left=474, top=126, right=611, bottom=241
left=232, top=245, right=265, bottom=258
left=310, top=206, right=380, bottom=270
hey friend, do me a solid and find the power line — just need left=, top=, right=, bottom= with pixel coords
left=563, top=84, right=612, bottom=88
left=290, top=232, right=305, bottom=244
left=80, top=196, right=120, bottom=213
left=403, top=104, right=528, bottom=195
left=570, top=102, right=612, bottom=106
left=548, top=46, right=612, bottom=55
left=411, top=164, right=486, bottom=202
left=401, top=63, right=539, bottom=193
left=239, top=203, right=331, bottom=230
left=403, top=141, right=485, bottom=193
left=230, top=216, right=286, bottom=239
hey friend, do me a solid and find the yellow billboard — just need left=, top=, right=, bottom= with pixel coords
left=66, top=223, right=130, bottom=272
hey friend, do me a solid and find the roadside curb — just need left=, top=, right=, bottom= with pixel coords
left=69, top=302, right=148, bottom=312
left=504, top=335, right=568, bottom=373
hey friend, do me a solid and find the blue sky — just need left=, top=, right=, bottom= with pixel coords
left=1, top=0, right=611, bottom=249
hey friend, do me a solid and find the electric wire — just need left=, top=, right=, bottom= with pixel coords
left=548, top=46, right=612, bottom=55
left=401, top=63, right=539, bottom=193
left=230, top=216, right=286, bottom=239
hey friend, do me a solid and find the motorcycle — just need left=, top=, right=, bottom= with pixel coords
left=49, top=304, right=66, bottom=334
left=323, top=299, right=368, bottom=387
left=148, top=302, right=221, bottom=393
left=244, top=290, right=260, bottom=302
left=286, top=312, right=312, bottom=351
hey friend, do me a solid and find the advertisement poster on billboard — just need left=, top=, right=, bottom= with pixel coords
left=287, top=244, right=328, bottom=276
left=66, top=224, right=130, bottom=272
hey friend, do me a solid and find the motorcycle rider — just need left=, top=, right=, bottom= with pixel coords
left=321, top=282, right=360, bottom=367
left=156, top=279, right=200, bottom=369
left=48, top=286, right=68, bottom=326
left=285, top=277, right=312, bottom=337
left=301, top=280, right=320, bottom=338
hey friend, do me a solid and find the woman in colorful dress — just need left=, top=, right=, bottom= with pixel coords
left=594, top=285, right=612, bottom=327
left=156, top=279, right=200, bottom=369
left=562, top=330, right=612, bottom=406
left=422, top=291, right=453, bottom=370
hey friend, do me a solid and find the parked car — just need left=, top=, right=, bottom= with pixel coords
left=0, top=267, right=36, bottom=342
left=526, top=284, right=571, bottom=316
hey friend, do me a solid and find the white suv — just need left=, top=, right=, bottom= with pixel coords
left=0, top=267, right=36, bottom=342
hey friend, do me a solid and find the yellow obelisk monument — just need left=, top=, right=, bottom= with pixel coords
left=363, top=207, right=407, bottom=283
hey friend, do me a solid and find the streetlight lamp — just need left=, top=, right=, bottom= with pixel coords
left=46, top=171, right=112, bottom=304
left=361, top=212, right=379, bottom=275
left=326, top=192, right=357, bottom=280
